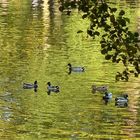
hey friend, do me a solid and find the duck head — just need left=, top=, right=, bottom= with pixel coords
left=47, top=82, right=51, bottom=86
left=67, top=63, right=72, bottom=72
left=123, top=94, right=128, bottom=99
left=67, top=63, right=72, bottom=67
left=34, top=81, right=38, bottom=89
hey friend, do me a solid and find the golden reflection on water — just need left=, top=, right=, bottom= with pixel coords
left=0, top=0, right=8, bottom=16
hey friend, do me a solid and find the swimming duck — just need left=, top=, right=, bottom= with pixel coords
left=92, top=84, right=108, bottom=93
left=115, top=94, right=128, bottom=103
left=47, top=82, right=59, bottom=93
left=103, top=92, right=112, bottom=100
left=23, top=81, right=38, bottom=89
left=67, top=63, right=84, bottom=73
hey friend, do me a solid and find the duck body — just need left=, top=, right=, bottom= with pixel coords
left=68, top=63, right=84, bottom=73
left=92, top=84, right=108, bottom=93
left=47, top=82, right=59, bottom=93
left=103, top=92, right=112, bottom=100
left=47, top=86, right=59, bottom=92
left=23, top=81, right=38, bottom=89
left=115, top=94, right=128, bottom=103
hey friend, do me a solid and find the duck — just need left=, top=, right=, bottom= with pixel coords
left=103, top=92, right=112, bottom=100
left=23, top=81, right=38, bottom=89
left=115, top=94, right=128, bottom=103
left=47, top=82, right=59, bottom=94
left=67, top=63, right=84, bottom=73
left=92, top=84, right=108, bottom=93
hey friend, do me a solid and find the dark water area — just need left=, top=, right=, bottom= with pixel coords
left=0, top=0, right=140, bottom=139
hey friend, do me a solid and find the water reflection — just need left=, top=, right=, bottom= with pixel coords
left=0, top=0, right=8, bottom=16
left=0, top=106, right=13, bottom=122
left=115, top=102, right=128, bottom=108
left=0, top=92, right=15, bottom=103
left=0, top=0, right=140, bottom=139
left=32, top=0, right=39, bottom=8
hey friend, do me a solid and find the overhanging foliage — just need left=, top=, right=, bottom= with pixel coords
left=59, top=0, right=140, bottom=81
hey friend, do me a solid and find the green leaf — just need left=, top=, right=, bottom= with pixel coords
left=104, top=13, right=110, bottom=18
left=82, top=14, right=88, bottom=19
left=94, top=31, right=100, bottom=36
left=112, top=56, right=117, bottom=62
left=121, top=54, right=127, bottom=60
left=59, top=6, right=64, bottom=12
left=110, top=7, right=117, bottom=13
left=112, top=44, right=117, bottom=49
left=64, top=2, right=71, bottom=8
left=130, top=70, right=134, bottom=73
left=110, top=30, right=116, bottom=34
left=124, top=17, right=130, bottom=23
left=102, top=34, right=108, bottom=37
left=134, top=73, right=139, bottom=77
left=105, top=54, right=112, bottom=60
left=100, top=3, right=108, bottom=12
left=90, top=22, right=96, bottom=28
left=107, top=46, right=112, bottom=51
left=104, top=24, right=111, bottom=31
left=77, top=30, right=83, bottom=33
left=70, top=1, right=77, bottom=8
left=100, top=39, right=106, bottom=44
left=134, top=32, right=139, bottom=37
left=87, top=29, right=93, bottom=36
left=133, top=61, right=138, bottom=67
left=116, top=58, right=121, bottom=63
left=110, top=15, right=115, bottom=23
left=67, top=10, right=71, bottom=15
left=110, top=34, right=117, bottom=39
left=101, top=44, right=106, bottom=48
left=119, top=10, right=125, bottom=16
left=101, top=49, right=108, bottom=54
left=118, top=18, right=126, bottom=26
left=81, top=5, right=89, bottom=12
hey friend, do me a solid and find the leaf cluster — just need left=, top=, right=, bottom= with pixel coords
left=59, top=0, right=140, bottom=81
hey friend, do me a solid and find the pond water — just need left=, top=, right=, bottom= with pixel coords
left=0, top=0, right=140, bottom=139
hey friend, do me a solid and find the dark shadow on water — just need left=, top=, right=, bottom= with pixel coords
left=47, top=90, right=60, bottom=95
left=115, top=102, right=128, bottom=108
left=102, top=98, right=111, bottom=105
left=34, top=88, right=38, bottom=92
left=68, top=70, right=71, bottom=75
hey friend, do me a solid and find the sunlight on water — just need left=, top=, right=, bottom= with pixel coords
left=0, top=0, right=140, bottom=140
